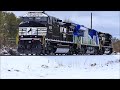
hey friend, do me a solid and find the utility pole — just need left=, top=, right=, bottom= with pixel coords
left=91, top=12, right=92, bottom=29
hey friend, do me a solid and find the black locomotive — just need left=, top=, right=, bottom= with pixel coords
left=17, top=11, right=113, bottom=55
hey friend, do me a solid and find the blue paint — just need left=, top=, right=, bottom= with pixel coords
left=89, top=29, right=99, bottom=45
left=73, top=24, right=83, bottom=36
left=89, top=29, right=97, bottom=39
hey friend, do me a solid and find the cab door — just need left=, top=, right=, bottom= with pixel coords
left=52, top=18, right=60, bottom=40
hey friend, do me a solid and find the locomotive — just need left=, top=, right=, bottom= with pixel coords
left=17, top=11, right=113, bottom=55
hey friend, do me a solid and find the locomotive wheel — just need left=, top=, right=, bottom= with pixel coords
left=80, top=47, right=86, bottom=55
left=94, top=48, right=99, bottom=55
left=106, top=48, right=113, bottom=55
left=77, top=50, right=81, bottom=55
left=41, top=49, right=45, bottom=55
left=67, top=51, right=73, bottom=55
left=50, top=52, right=54, bottom=55
left=99, top=49, right=104, bottom=55
left=67, top=46, right=73, bottom=55
left=46, top=50, right=50, bottom=55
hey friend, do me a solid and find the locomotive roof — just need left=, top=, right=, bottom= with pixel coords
left=19, top=11, right=112, bottom=36
left=20, top=12, right=48, bottom=18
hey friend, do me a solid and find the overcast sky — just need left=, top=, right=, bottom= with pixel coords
left=8, top=11, right=120, bottom=39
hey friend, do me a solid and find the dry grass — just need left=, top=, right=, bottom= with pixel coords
left=113, top=40, right=120, bottom=52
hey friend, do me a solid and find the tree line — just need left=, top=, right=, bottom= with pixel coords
left=0, top=11, right=21, bottom=48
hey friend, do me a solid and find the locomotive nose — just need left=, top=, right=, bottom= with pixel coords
left=17, top=40, right=42, bottom=55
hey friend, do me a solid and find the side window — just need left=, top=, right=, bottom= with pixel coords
left=70, top=28, right=73, bottom=32
left=48, top=17, right=52, bottom=25
left=50, top=17, right=52, bottom=24
left=55, top=18, right=57, bottom=22
left=52, top=17, right=54, bottom=23
left=64, top=27, right=67, bottom=33
left=60, top=27, right=63, bottom=33
left=52, top=17, right=57, bottom=23
left=48, top=17, right=50, bottom=24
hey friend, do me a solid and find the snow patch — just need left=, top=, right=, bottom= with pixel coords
left=1, top=55, right=120, bottom=79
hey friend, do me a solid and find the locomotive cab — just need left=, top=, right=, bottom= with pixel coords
left=18, top=12, right=49, bottom=54
left=98, top=32, right=112, bottom=46
left=98, top=32, right=113, bottom=54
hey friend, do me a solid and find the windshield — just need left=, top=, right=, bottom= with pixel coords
left=19, top=21, right=46, bottom=27
left=20, top=17, right=48, bottom=22
left=105, top=34, right=112, bottom=40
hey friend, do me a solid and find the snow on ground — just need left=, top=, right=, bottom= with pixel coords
left=0, top=55, right=120, bottom=79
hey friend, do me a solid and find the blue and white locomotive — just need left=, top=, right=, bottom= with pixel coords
left=17, top=11, right=113, bottom=55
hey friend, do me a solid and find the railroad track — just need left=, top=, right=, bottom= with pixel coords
left=0, top=48, right=114, bottom=56
left=1, top=53, right=113, bottom=56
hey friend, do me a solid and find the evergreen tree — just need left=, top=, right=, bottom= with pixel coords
left=0, top=11, right=21, bottom=48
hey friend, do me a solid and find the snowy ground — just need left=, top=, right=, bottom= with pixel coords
left=0, top=55, right=120, bottom=79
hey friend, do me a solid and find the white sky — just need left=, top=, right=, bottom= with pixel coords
left=7, top=11, right=120, bottom=39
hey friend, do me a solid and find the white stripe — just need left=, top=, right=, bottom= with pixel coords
left=45, top=39, right=74, bottom=44
left=20, top=38, right=40, bottom=40
left=19, top=27, right=47, bottom=29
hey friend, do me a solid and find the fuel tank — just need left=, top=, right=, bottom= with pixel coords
left=54, top=44, right=70, bottom=54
